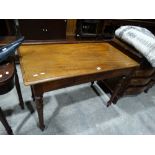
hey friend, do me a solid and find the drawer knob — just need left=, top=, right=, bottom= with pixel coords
left=42, top=28, right=48, bottom=32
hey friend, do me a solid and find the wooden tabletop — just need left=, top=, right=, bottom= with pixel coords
left=18, top=42, right=139, bottom=86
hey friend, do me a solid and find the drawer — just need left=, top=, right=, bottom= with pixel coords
left=129, top=77, right=151, bottom=86
left=133, top=68, right=155, bottom=77
left=124, top=86, right=147, bottom=95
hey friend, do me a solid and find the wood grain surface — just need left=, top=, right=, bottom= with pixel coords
left=19, top=42, right=139, bottom=85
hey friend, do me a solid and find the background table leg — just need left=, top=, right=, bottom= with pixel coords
left=0, top=107, right=13, bottom=135
left=91, top=81, right=94, bottom=86
left=15, top=67, right=24, bottom=109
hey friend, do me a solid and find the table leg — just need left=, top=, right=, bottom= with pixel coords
left=32, top=85, right=45, bottom=131
left=30, top=86, right=35, bottom=101
left=107, top=69, right=136, bottom=107
left=144, top=80, right=155, bottom=93
left=0, top=107, right=13, bottom=135
left=107, top=76, right=126, bottom=107
left=15, top=67, right=24, bottom=109
left=35, top=95, right=45, bottom=131
left=91, top=81, right=94, bottom=86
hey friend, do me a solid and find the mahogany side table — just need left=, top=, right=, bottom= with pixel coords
left=19, top=41, right=139, bottom=131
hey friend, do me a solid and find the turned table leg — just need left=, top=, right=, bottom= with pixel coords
left=0, top=107, right=13, bottom=135
left=32, top=85, right=45, bottom=131
left=15, top=67, right=24, bottom=109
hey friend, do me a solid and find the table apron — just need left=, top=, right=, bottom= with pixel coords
left=32, top=67, right=136, bottom=94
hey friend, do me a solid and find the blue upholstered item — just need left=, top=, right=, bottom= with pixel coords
left=0, top=37, right=24, bottom=63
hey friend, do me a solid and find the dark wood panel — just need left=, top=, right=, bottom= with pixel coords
left=0, top=20, right=15, bottom=36
left=18, top=19, right=67, bottom=40
left=0, top=20, right=8, bottom=36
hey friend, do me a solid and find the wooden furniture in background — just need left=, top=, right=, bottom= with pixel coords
left=0, top=37, right=24, bottom=134
left=17, top=19, right=67, bottom=40
left=18, top=41, right=139, bottom=130
left=0, top=20, right=16, bottom=36
left=75, top=19, right=155, bottom=39
left=76, top=19, right=104, bottom=38
left=0, top=59, right=24, bottom=134
left=3, top=19, right=155, bottom=40
left=66, top=19, right=77, bottom=38
left=102, top=19, right=155, bottom=39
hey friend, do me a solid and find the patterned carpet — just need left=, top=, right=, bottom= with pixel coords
left=0, top=65, right=155, bottom=135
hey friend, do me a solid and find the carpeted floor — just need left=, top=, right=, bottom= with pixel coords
left=0, top=65, right=155, bottom=135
